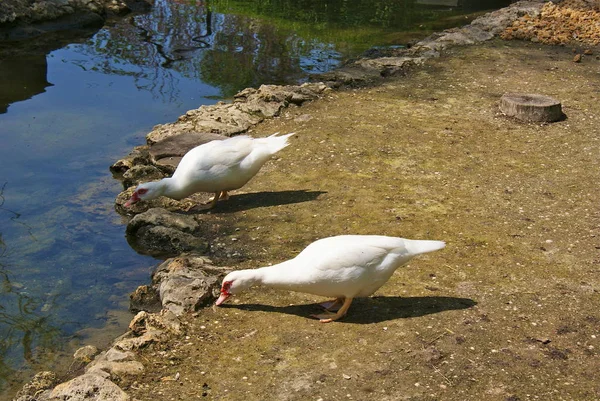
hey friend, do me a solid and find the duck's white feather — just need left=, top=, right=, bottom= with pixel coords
left=128, top=133, right=294, bottom=203
left=221, top=235, right=445, bottom=300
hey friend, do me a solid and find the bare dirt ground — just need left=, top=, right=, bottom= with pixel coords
left=121, top=39, right=600, bottom=401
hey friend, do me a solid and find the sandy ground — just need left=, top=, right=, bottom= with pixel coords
left=120, top=39, right=600, bottom=401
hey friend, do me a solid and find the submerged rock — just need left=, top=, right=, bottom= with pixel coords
left=125, top=208, right=208, bottom=257
left=74, top=345, right=100, bottom=363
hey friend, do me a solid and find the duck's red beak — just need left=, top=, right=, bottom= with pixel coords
left=215, top=293, right=229, bottom=306
left=124, top=193, right=140, bottom=208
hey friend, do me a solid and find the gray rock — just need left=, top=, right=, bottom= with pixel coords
left=130, top=309, right=182, bottom=335
left=127, top=208, right=199, bottom=234
left=114, top=186, right=185, bottom=215
left=126, top=208, right=207, bottom=257
left=73, top=345, right=100, bottom=363
left=153, top=155, right=182, bottom=175
left=147, top=102, right=262, bottom=144
left=129, top=284, right=161, bottom=313
left=122, top=164, right=165, bottom=189
left=471, top=0, right=544, bottom=35
left=87, top=360, right=144, bottom=377
left=234, top=83, right=326, bottom=118
left=148, top=131, right=227, bottom=161
left=356, top=56, right=425, bottom=77
left=148, top=131, right=227, bottom=174
left=45, top=373, right=129, bottom=401
left=113, top=310, right=182, bottom=350
left=13, top=371, right=56, bottom=401
left=110, top=145, right=151, bottom=175
left=103, top=348, right=137, bottom=363
left=315, top=67, right=380, bottom=87
left=145, top=83, right=328, bottom=144
left=113, top=330, right=162, bottom=351
left=152, top=256, right=231, bottom=315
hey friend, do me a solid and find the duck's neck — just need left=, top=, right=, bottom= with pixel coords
left=252, top=260, right=300, bottom=289
left=157, top=177, right=188, bottom=200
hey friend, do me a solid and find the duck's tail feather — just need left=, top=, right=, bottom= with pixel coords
left=264, top=132, right=295, bottom=153
left=404, top=239, right=446, bottom=256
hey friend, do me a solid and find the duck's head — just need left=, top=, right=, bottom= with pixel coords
left=215, top=271, right=255, bottom=305
left=124, top=182, right=162, bottom=207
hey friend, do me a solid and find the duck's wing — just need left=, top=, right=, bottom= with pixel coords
left=296, top=235, right=412, bottom=276
left=173, top=136, right=254, bottom=177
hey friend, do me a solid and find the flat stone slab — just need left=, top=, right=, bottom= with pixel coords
left=148, top=132, right=227, bottom=161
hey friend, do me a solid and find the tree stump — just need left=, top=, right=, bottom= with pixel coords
left=499, top=93, right=563, bottom=122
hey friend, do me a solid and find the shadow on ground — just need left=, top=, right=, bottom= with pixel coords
left=186, top=189, right=327, bottom=214
left=219, top=296, right=477, bottom=324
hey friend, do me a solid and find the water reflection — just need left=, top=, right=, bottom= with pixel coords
left=0, top=57, right=52, bottom=114
left=84, top=0, right=342, bottom=99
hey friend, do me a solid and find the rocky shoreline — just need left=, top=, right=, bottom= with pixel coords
left=0, top=0, right=150, bottom=40
left=13, top=0, right=596, bottom=399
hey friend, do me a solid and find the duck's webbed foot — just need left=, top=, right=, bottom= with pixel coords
left=187, top=192, right=222, bottom=212
left=319, top=298, right=344, bottom=311
left=310, top=298, right=353, bottom=323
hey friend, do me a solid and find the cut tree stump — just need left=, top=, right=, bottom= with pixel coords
left=499, top=93, right=563, bottom=122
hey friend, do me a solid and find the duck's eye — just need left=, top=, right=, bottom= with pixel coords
left=138, top=188, right=148, bottom=195
left=221, top=280, right=233, bottom=295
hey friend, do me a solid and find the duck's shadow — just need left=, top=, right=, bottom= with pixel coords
left=186, top=189, right=326, bottom=214
left=220, top=296, right=477, bottom=324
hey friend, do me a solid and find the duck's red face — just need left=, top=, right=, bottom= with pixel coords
left=215, top=280, right=233, bottom=306
left=124, top=187, right=148, bottom=207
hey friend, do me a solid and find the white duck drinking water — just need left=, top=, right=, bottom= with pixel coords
left=124, top=132, right=294, bottom=209
left=216, top=235, right=445, bottom=322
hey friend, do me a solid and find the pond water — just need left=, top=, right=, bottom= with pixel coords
left=0, top=0, right=511, bottom=397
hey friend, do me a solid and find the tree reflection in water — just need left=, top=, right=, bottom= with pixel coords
left=72, top=0, right=511, bottom=101
left=75, top=0, right=347, bottom=100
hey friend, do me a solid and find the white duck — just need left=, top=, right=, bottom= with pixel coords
left=124, top=133, right=294, bottom=209
left=216, top=235, right=445, bottom=322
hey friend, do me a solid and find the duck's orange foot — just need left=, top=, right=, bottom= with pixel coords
left=319, top=298, right=344, bottom=311
left=310, top=298, right=353, bottom=323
